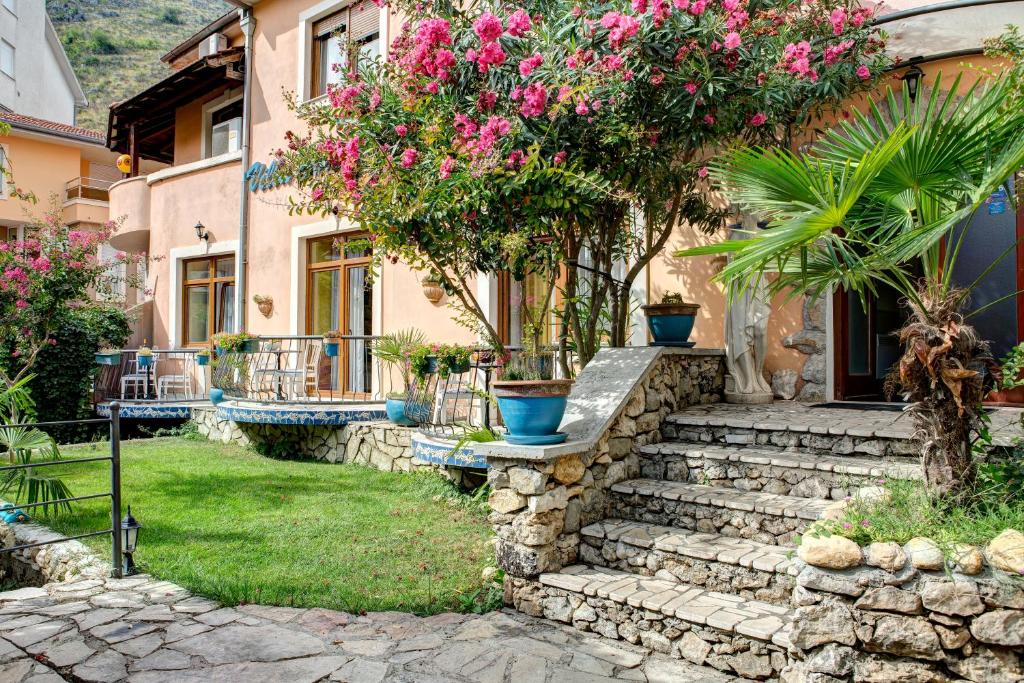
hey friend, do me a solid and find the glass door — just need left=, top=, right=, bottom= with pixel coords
left=306, top=234, right=372, bottom=397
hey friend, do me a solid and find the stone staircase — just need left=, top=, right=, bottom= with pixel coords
left=532, top=403, right=925, bottom=680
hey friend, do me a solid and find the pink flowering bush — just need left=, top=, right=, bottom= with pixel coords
left=0, top=200, right=145, bottom=394
left=279, top=0, right=887, bottom=360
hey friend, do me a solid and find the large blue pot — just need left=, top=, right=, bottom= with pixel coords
left=209, top=388, right=225, bottom=405
left=643, top=302, right=700, bottom=346
left=324, top=341, right=340, bottom=357
left=137, top=354, right=153, bottom=368
left=386, top=397, right=416, bottom=426
left=493, top=380, right=573, bottom=445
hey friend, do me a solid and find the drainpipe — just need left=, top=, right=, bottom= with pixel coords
left=235, top=5, right=255, bottom=333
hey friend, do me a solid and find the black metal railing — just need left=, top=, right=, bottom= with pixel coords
left=0, top=404, right=125, bottom=578
left=410, top=346, right=577, bottom=438
left=94, top=349, right=208, bottom=404
left=212, top=335, right=393, bottom=403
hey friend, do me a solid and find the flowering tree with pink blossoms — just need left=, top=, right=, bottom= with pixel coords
left=279, top=0, right=887, bottom=364
left=0, top=200, right=145, bottom=403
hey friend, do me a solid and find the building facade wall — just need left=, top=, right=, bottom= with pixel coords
left=0, top=4, right=80, bottom=124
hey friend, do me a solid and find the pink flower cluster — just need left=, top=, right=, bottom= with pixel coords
left=520, top=82, right=548, bottom=117
left=519, top=53, right=543, bottom=77
left=599, top=12, right=640, bottom=51
left=506, top=9, right=532, bottom=37
left=399, top=18, right=456, bottom=88
left=823, top=39, right=854, bottom=65
left=467, top=12, right=508, bottom=73
left=453, top=114, right=513, bottom=159
left=782, top=41, right=818, bottom=81
left=318, top=136, right=361, bottom=193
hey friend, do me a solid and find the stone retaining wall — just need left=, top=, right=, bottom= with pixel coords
left=486, top=349, right=725, bottom=579
left=193, top=409, right=478, bottom=486
left=578, top=535, right=794, bottom=605
left=506, top=576, right=789, bottom=679
left=0, top=517, right=106, bottom=586
left=784, top=558, right=1024, bottom=682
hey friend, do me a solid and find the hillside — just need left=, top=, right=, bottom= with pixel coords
left=47, top=0, right=229, bottom=132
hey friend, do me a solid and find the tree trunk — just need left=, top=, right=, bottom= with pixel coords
left=916, top=407, right=977, bottom=499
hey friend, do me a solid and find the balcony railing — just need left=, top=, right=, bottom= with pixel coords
left=211, top=335, right=392, bottom=404
left=94, top=349, right=208, bottom=403
left=65, top=176, right=114, bottom=203
left=411, top=345, right=576, bottom=438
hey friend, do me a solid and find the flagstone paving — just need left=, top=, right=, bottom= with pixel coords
left=0, top=575, right=740, bottom=682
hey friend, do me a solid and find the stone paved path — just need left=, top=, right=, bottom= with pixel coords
left=0, top=574, right=739, bottom=682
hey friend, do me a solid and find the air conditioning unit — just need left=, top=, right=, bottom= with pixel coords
left=199, top=33, right=228, bottom=58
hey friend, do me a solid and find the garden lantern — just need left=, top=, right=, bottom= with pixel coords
left=194, top=221, right=209, bottom=242
left=120, top=506, right=141, bottom=575
left=902, top=65, right=924, bottom=102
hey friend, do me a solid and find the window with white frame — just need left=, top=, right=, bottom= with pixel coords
left=309, top=3, right=380, bottom=99
left=0, top=146, right=8, bottom=198
left=0, top=41, right=14, bottom=78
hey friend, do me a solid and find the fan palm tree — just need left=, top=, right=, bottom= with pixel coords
left=0, top=376, right=73, bottom=514
left=678, top=73, right=1024, bottom=498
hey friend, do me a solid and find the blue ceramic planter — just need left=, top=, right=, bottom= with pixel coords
left=197, top=354, right=209, bottom=366
left=138, top=355, right=153, bottom=368
left=642, top=302, right=701, bottom=347
left=324, top=341, right=340, bottom=357
left=386, top=397, right=416, bottom=426
left=493, top=379, right=574, bottom=445
left=95, top=352, right=121, bottom=366
left=209, top=388, right=225, bottom=405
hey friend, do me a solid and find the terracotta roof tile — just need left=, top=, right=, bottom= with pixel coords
left=0, top=112, right=106, bottom=144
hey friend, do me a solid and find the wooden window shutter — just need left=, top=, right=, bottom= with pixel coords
left=314, top=10, right=347, bottom=38
left=349, top=2, right=379, bottom=41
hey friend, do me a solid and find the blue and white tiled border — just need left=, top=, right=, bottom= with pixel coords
left=411, top=432, right=486, bottom=470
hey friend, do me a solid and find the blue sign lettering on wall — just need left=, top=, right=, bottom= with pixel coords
left=987, top=186, right=1008, bottom=215
left=245, top=160, right=292, bottom=193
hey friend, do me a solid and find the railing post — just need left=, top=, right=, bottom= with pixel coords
left=109, top=402, right=123, bottom=579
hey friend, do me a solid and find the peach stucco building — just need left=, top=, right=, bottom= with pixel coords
left=105, top=0, right=1024, bottom=402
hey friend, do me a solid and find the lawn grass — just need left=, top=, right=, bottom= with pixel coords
left=20, top=436, right=495, bottom=615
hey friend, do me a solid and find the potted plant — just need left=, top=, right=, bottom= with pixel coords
left=987, top=342, right=1024, bottom=405
left=95, top=348, right=121, bottom=365
left=371, top=328, right=426, bottom=426
left=212, top=332, right=260, bottom=355
left=195, top=348, right=210, bottom=366
left=434, top=343, right=472, bottom=377
left=322, top=330, right=343, bottom=358
left=136, top=345, right=154, bottom=368
left=421, top=272, right=444, bottom=304
left=642, top=292, right=700, bottom=347
left=492, top=354, right=574, bottom=445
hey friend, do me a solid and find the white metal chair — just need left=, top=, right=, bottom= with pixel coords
left=156, top=352, right=194, bottom=400
left=120, top=358, right=148, bottom=399
left=274, top=340, right=323, bottom=400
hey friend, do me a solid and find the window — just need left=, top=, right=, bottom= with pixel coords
left=306, top=233, right=372, bottom=394
left=0, top=41, right=13, bottom=78
left=2, top=0, right=14, bottom=15
left=99, top=243, right=127, bottom=303
left=209, top=99, right=243, bottom=157
left=310, top=3, right=380, bottom=99
left=182, top=256, right=236, bottom=345
left=0, top=146, right=7, bottom=198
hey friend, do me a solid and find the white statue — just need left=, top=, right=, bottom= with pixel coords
left=724, top=218, right=773, bottom=404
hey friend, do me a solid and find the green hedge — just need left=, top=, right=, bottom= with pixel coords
left=3, top=305, right=130, bottom=442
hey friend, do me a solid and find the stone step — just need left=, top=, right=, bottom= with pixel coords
left=638, top=442, right=920, bottom=500
left=579, top=518, right=796, bottom=605
left=663, top=403, right=920, bottom=458
left=609, top=479, right=832, bottom=545
left=531, top=564, right=792, bottom=679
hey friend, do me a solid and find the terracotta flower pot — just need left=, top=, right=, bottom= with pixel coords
left=422, top=282, right=444, bottom=303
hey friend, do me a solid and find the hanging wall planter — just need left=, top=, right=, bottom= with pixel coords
left=323, top=331, right=342, bottom=358
left=422, top=275, right=444, bottom=304
left=137, top=348, right=154, bottom=368
left=95, top=350, right=121, bottom=366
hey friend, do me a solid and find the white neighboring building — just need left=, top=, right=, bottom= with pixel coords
left=0, top=1, right=87, bottom=125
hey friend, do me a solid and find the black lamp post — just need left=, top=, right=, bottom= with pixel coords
left=120, top=506, right=141, bottom=576
left=902, top=65, right=924, bottom=102
left=194, top=221, right=209, bottom=242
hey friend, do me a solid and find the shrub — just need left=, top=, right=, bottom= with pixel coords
left=5, top=305, right=130, bottom=443
left=160, top=8, right=184, bottom=24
